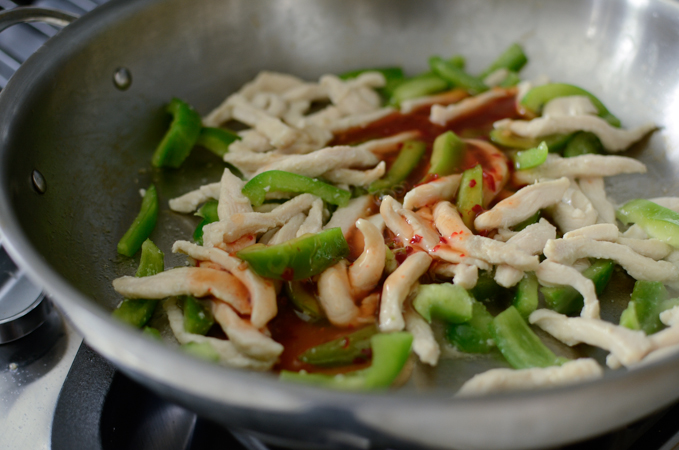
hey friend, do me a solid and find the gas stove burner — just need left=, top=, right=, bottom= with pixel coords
left=0, top=242, right=49, bottom=343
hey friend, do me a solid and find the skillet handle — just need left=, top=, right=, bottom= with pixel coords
left=0, top=7, right=79, bottom=33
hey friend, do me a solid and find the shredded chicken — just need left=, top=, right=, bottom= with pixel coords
left=113, top=267, right=251, bottom=315
left=379, top=252, right=432, bottom=332
left=536, top=260, right=600, bottom=319
left=252, top=145, right=379, bottom=178
left=169, top=182, right=221, bottom=214
left=403, top=174, right=461, bottom=210
left=475, top=177, right=569, bottom=230
left=430, top=88, right=513, bottom=126
left=578, top=177, right=616, bottom=224
left=404, top=303, right=440, bottom=366
left=317, top=260, right=361, bottom=327
left=529, top=309, right=652, bottom=367
left=495, top=115, right=655, bottom=152
left=544, top=237, right=679, bottom=282
left=324, top=195, right=373, bottom=237
left=400, top=89, right=467, bottom=114
left=164, top=298, right=274, bottom=371
left=457, top=358, right=603, bottom=396
left=322, top=161, right=386, bottom=186
left=348, top=219, right=386, bottom=299
left=512, top=153, right=647, bottom=185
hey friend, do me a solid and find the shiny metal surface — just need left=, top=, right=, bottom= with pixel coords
left=0, top=0, right=679, bottom=448
left=0, top=6, right=78, bottom=33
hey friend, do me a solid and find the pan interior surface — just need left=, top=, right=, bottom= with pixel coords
left=2, top=0, right=679, bottom=448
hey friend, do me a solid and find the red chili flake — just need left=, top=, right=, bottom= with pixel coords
left=431, top=245, right=440, bottom=252
left=281, top=267, right=295, bottom=281
left=482, top=171, right=496, bottom=192
left=460, top=254, right=465, bottom=257
left=410, top=234, right=423, bottom=244
left=469, top=179, right=477, bottom=188
left=415, top=173, right=439, bottom=187
left=476, top=229, right=490, bottom=238
left=471, top=204, right=484, bottom=215
left=439, top=236, right=448, bottom=244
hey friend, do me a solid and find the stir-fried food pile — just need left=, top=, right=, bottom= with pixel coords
left=111, top=44, right=679, bottom=395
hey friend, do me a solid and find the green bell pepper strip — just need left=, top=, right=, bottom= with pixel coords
left=143, top=327, right=162, bottom=340
left=280, top=332, right=413, bottom=390
left=388, top=72, right=449, bottom=106
left=368, top=140, right=427, bottom=194
left=617, top=199, right=679, bottom=248
left=151, top=98, right=203, bottom=168
left=237, top=227, right=350, bottom=281
left=412, top=283, right=473, bottom=323
left=299, top=324, right=378, bottom=366
left=519, top=83, right=621, bottom=127
left=181, top=341, right=220, bottom=362
left=563, top=131, right=604, bottom=158
left=499, top=71, right=521, bottom=87
left=284, top=281, right=325, bottom=320
left=426, top=131, right=466, bottom=177
left=117, top=185, right=159, bottom=257
left=620, top=281, right=668, bottom=335
left=457, top=164, right=483, bottom=230
left=512, top=141, right=548, bottom=170
left=479, top=43, right=528, bottom=80
left=489, top=129, right=572, bottom=153
left=513, top=272, right=539, bottom=319
left=541, top=259, right=615, bottom=316
left=196, top=127, right=240, bottom=158
left=242, top=170, right=351, bottom=208
left=182, top=295, right=215, bottom=335
left=511, top=210, right=541, bottom=232
left=113, top=239, right=164, bottom=327
left=193, top=200, right=219, bottom=245
left=491, top=306, right=568, bottom=369
left=446, top=301, right=494, bottom=354
left=339, top=66, right=404, bottom=82
left=384, top=246, right=398, bottom=274
left=429, top=55, right=487, bottom=95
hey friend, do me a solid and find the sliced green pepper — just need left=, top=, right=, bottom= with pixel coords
left=183, top=295, right=215, bottom=335
left=117, top=185, right=159, bottom=257
left=617, top=199, right=679, bottom=248
left=446, top=301, right=494, bottom=354
left=412, top=283, right=473, bottom=323
left=196, top=127, right=240, bottom=158
left=369, top=140, right=427, bottom=194
left=243, top=170, right=350, bottom=208
left=388, top=72, right=449, bottom=106
left=284, top=281, right=325, bottom=320
left=513, top=272, right=538, bottom=319
left=541, top=259, right=615, bottom=316
left=563, top=131, right=604, bottom=158
left=113, top=239, right=164, bottom=327
left=491, top=306, right=568, bottom=369
left=193, top=200, right=219, bottom=246
left=479, top=43, right=528, bottom=80
left=511, top=210, right=541, bottom=232
left=384, top=246, right=398, bottom=274
left=512, top=141, right=548, bottom=170
left=237, top=227, right=349, bottom=281
left=152, top=98, right=203, bottom=168
left=456, top=164, right=483, bottom=230
left=426, top=131, right=466, bottom=177
left=471, top=269, right=510, bottom=302
left=280, top=332, right=413, bottom=390
left=520, top=83, right=621, bottom=127
left=620, top=281, right=668, bottom=335
left=499, top=71, right=521, bottom=87
left=181, top=341, right=220, bottom=362
left=429, top=56, right=488, bottom=95
left=299, top=325, right=378, bottom=366
left=489, top=129, right=572, bottom=153
left=143, top=326, right=162, bottom=340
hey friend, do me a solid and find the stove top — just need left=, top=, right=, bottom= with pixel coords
left=2, top=1, right=679, bottom=449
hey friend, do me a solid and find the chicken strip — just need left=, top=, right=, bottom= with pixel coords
left=379, top=252, right=432, bottom=332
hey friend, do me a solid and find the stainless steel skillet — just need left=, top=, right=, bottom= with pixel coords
left=1, top=0, right=679, bottom=448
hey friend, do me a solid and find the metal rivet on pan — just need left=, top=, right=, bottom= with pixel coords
left=8, top=362, right=17, bottom=371
left=113, top=67, right=132, bottom=91
left=31, top=170, right=46, bottom=194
